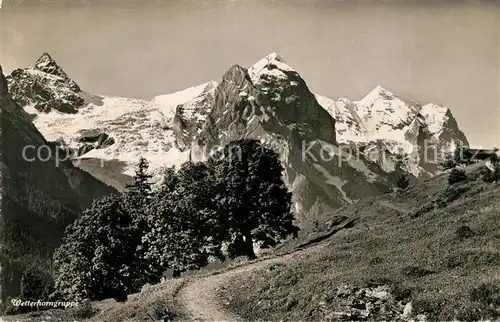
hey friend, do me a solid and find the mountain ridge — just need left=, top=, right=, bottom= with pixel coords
left=6, top=52, right=470, bottom=221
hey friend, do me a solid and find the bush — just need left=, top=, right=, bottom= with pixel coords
left=20, top=266, right=54, bottom=302
left=470, top=283, right=500, bottom=308
left=396, top=173, right=410, bottom=190
left=4, top=267, right=57, bottom=314
left=413, top=297, right=444, bottom=320
left=143, top=162, right=224, bottom=278
left=448, top=168, right=467, bottom=185
left=53, top=157, right=160, bottom=302
left=53, top=195, right=142, bottom=301
left=441, top=157, right=457, bottom=170
left=436, top=185, right=469, bottom=207
left=147, top=299, right=176, bottom=321
left=369, top=257, right=384, bottom=266
left=412, top=202, right=434, bottom=218
left=455, top=225, right=475, bottom=240
left=401, top=265, right=434, bottom=278
left=69, top=301, right=97, bottom=320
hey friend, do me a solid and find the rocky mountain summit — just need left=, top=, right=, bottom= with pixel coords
left=7, top=53, right=84, bottom=113
left=6, top=53, right=470, bottom=222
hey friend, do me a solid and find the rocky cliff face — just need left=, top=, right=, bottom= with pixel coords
left=6, top=53, right=470, bottom=223
left=192, top=54, right=395, bottom=221
left=0, top=64, right=116, bottom=309
left=7, top=53, right=84, bottom=113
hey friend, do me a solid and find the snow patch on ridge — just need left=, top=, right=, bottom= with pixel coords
left=150, top=81, right=217, bottom=118
left=420, top=103, right=449, bottom=135
left=313, top=163, right=352, bottom=203
left=248, top=52, right=296, bottom=85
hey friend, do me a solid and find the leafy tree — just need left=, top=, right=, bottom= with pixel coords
left=161, top=166, right=179, bottom=194
left=209, top=139, right=297, bottom=260
left=124, top=156, right=153, bottom=232
left=440, top=152, right=457, bottom=170
left=143, top=162, right=223, bottom=277
left=53, top=195, right=140, bottom=302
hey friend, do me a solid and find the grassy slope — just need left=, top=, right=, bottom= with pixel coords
left=4, top=167, right=499, bottom=321
left=1, top=278, right=186, bottom=322
left=219, top=168, right=500, bottom=321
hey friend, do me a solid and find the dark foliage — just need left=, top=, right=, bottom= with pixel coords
left=208, top=139, right=298, bottom=259
left=53, top=195, right=141, bottom=301
left=52, top=141, right=297, bottom=301
left=401, top=265, right=434, bottom=278
left=441, top=145, right=473, bottom=170
left=436, top=184, right=469, bottom=207
left=470, top=283, right=500, bottom=308
left=448, top=168, right=467, bottom=185
left=394, top=159, right=410, bottom=190
left=396, top=173, right=410, bottom=190
left=123, top=157, right=160, bottom=287
left=0, top=76, right=116, bottom=312
left=441, top=157, right=457, bottom=171
left=413, top=298, right=444, bottom=320
left=20, top=267, right=54, bottom=301
left=147, top=299, right=177, bottom=321
left=455, top=225, right=475, bottom=240
left=143, top=162, right=224, bottom=277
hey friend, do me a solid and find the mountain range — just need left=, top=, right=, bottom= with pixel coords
left=6, top=52, right=469, bottom=222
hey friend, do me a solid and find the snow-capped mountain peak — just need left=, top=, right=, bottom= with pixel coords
left=360, top=85, right=397, bottom=103
left=34, top=52, right=55, bottom=67
left=248, top=52, right=296, bottom=85
left=32, top=52, right=72, bottom=81
left=315, top=85, right=468, bottom=179
left=7, top=54, right=83, bottom=113
left=420, top=103, right=450, bottom=133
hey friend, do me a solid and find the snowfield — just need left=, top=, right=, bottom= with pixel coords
left=26, top=81, right=217, bottom=181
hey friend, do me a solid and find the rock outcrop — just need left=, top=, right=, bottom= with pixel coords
left=6, top=53, right=84, bottom=113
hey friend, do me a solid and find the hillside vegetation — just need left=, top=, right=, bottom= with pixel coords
left=0, top=66, right=117, bottom=313
left=219, top=164, right=500, bottom=321
left=4, top=163, right=499, bottom=321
